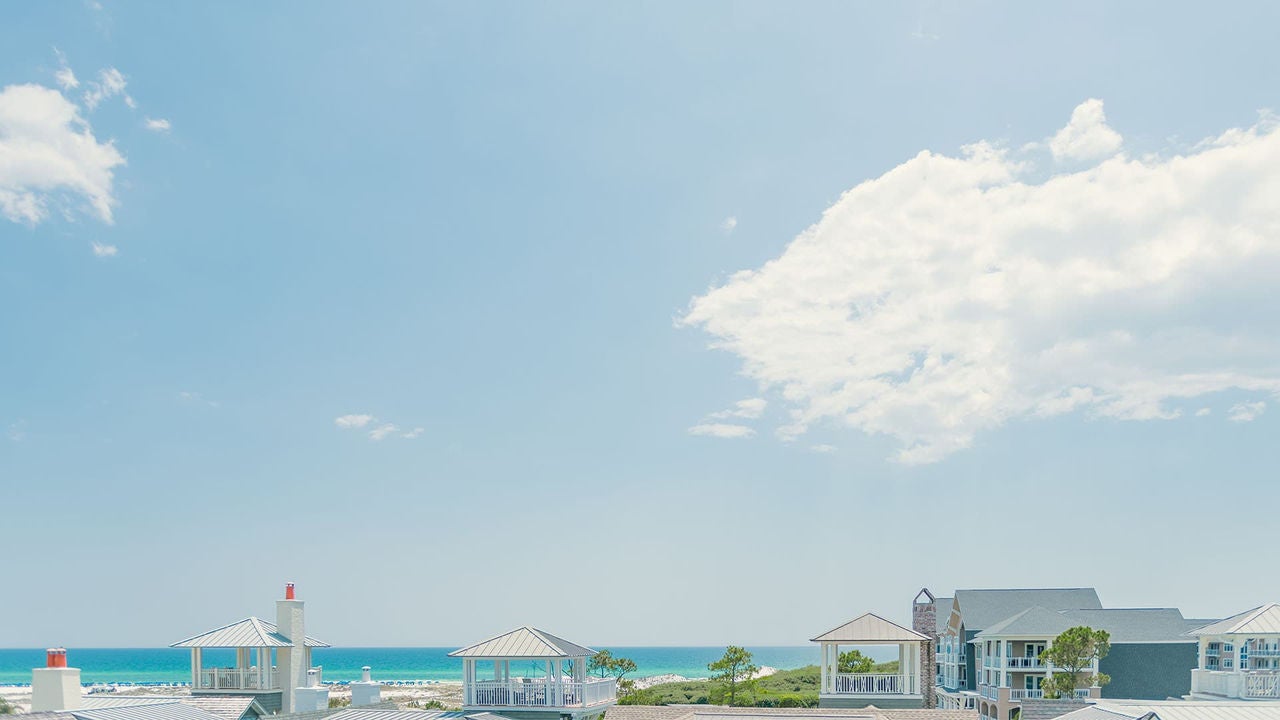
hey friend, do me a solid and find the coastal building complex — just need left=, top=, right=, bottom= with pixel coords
left=449, top=626, right=617, bottom=720
left=927, top=588, right=1209, bottom=719
left=1188, top=603, right=1280, bottom=701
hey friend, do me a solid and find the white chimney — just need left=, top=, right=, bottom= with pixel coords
left=276, top=582, right=308, bottom=714
left=351, top=665, right=381, bottom=706
left=32, top=648, right=81, bottom=712
left=293, top=667, right=329, bottom=713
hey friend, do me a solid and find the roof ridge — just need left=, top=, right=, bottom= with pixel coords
left=168, top=616, right=259, bottom=647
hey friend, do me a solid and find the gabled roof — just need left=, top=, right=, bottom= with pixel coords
left=81, top=696, right=264, bottom=720
left=1189, top=603, right=1280, bottom=636
left=170, top=616, right=330, bottom=648
left=811, top=613, right=929, bottom=643
left=953, top=588, right=1102, bottom=631
left=933, top=598, right=952, bottom=635
left=976, top=607, right=1202, bottom=643
left=448, top=627, right=595, bottom=658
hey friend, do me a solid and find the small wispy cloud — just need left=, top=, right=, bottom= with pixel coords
left=720, top=216, right=738, bottom=233
left=910, top=25, right=940, bottom=42
left=368, top=423, right=399, bottom=441
left=83, top=67, right=131, bottom=111
left=1195, top=407, right=1212, bottom=417
left=688, top=423, right=755, bottom=439
left=1228, top=401, right=1266, bottom=423
left=710, top=397, right=767, bottom=420
left=7, top=420, right=28, bottom=442
left=401, top=427, right=425, bottom=439
left=53, top=49, right=79, bottom=90
left=178, top=390, right=219, bottom=408
left=91, top=241, right=118, bottom=257
left=144, top=117, right=170, bottom=132
left=810, top=444, right=837, bottom=453
left=334, top=413, right=374, bottom=429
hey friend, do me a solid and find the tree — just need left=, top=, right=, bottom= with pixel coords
left=589, top=650, right=638, bottom=696
left=1039, top=626, right=1111, bottom=699
left=838, top=650, right=874, bottom=674
left=708, top=646, right=758, bottom=706
left=589, top=650, right=617, bottom=678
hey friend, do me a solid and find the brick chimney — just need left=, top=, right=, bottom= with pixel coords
left=32, top=648, right=81, bottom=712
left=913, top=589, right=938, bottom=709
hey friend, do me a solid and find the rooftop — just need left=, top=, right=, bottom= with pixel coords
left=449, top=626, right=596, bottom=658
left=812, top=613, right=930, bottom=643
left=170, top=616, right=330, bottom=648
left=1190, top=604, right=1280, bottom=637
left=952, top=588, right=1103, bottom=632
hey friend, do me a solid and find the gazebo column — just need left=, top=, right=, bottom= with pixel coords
left=192, top=648, right=202, bottom=688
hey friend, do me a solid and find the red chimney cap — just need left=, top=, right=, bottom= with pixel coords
left=46, top=648, right=67, bottom=668
left=285, top=583, right=295, bottom=600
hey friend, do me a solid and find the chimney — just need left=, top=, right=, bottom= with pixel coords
left=276, top=582, right=308, bottom=713
left=32, top=648, right=81, bottom=712
left=351, top=666, right=381, bottom=706
left=293, top=668, right=329, bottom=712
left=912, top=588, right=939, bottom=709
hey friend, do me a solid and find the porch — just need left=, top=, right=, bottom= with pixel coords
left=452, top=626, right=618, bottom=716
left=812, top=612, right=928, bottom=709
left=1192, top=669, right=1280, bottom=699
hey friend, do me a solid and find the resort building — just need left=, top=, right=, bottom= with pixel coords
left=928, top=587, right=1209, bottom=718
left=170, top=584, right=330, bottom=714
left=811, top=612, right=929, bottom=709
left=448, top=626, right=617, bottom=720
left=1189, top=603, right=1280, bottom=701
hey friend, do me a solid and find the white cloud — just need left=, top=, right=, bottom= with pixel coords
left=53, top=49, right=79, bottom=90
left=401, top=427, right=425, bottom=439
left=368, top=423, right=399, bottom=441
left=1229, top=401, right=1266, bottom=423
left=83, top=67, right=130, bottom=111
left=683, top=103, right=1280, bottom=464
left=1195, top=407, right=1212, bottom=417
left=811, top=444, right=837, bottom=453
left=0, top=83, right=125, bottom=225
left=144, top=117, right=170, bottom=132
left=334, top=414, right=373, bottom=429
left=721, top=216, right=738, bottom=233
left=710, top=397, right=767, bottom=420
left=178, top=391, right=219, bottom=408
left=688, top=423, right=755, bottom=439
left=1049, top=98, right=1123, bottom=162
left=91, top=241, right=118, bottom=257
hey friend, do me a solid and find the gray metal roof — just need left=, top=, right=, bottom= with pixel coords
left=975, top=607, right=1201, bottom=643
left=449, top=627, right=595, bottom=658
left=1189, top=603, right=1280, bottom=636
left=1061, top=700, right=1280, bottom=720
left=812, top=613, right=929, bottom=643
left=81, top=695, right=261, bottom=720
left=71, top=702, right=225, bottom=720
left=171, top=616, right=330, bottom=648
left=953, top=588, right=1103, bottom=631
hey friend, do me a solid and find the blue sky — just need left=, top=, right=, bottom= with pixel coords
left=2, top=1, right=1279, bottom=649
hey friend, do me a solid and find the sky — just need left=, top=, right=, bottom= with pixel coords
left=2, top=1, right=1279, bottom=649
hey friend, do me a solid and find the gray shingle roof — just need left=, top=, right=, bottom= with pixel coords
left=975, top=607, right=1202, bottom=643
left=933, top=598, right=952, bottom=635
left=449, top=627, right=595, bottom=658
left=953, top=588, right=1102, bottom=631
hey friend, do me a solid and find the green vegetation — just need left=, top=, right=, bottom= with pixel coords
left=708, top=646, right=757, bottom=706
left=838, top=649, right=874, bottom=674
left=1040, top=626, right=1111, bottom=699
left=406, top=699, right=452, bottom=710
left=591, top=649, right=639, bottom=696
left=328, top=696, right=351, bottom=709
left=0, top=697, right=15, bottom=715
left=620, top=661, right=900, bottom=707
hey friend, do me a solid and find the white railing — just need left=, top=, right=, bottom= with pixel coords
left=1007, top=688, right=1090, bottom=702
left=1250, top=648, right=1280, bottom=657
left=832, top=673, right=915, bottom=695
left=1246, top=674, right=1280, bottom=699
left=1006, top=657, right=1045, bottom=669
left=468, top=678, right=616, bottom=707
left=198, top=668, right=280, bottom=691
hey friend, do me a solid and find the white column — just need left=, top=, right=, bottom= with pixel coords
left=192, top=648, right=201, bottom=689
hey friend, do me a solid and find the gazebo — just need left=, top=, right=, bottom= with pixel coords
left=450, top=626, right=617, bottom=720
left=170, top=584, right=329, bottom=714
left=1190, top=603, right=1280, bottom=700
left=812, top=612, right=928, bottom=709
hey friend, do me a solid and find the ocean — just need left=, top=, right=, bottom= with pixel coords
left=0, top=647, right=825, bottom=686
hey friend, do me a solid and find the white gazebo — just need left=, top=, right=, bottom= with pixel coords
left=451, top=626, right=617, bottom=720
left=1190, top=603, right=1280, bottom=701
left=170, top=585, right=330, bottom=714
left=812, top=613, right=927, bottom=709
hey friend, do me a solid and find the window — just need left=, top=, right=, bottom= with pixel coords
left=1224, top=643, right=1235, bottom=653
left=1224, top=659, right=1234, bottom=669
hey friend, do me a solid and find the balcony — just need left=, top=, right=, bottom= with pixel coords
left=1193, top=669, right=1280, bottom=700
left=468, top=678, right=617, bottom=708
left=196, top=668, right=281, bottom=692
left=1005, top=657, right=1045, bottom=670
left=1008, top=688, right=1090, bottom=701
left=831, top=673, right=918, bottom=695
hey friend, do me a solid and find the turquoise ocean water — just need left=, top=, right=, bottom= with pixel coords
left=0, top=647, right=821, bottom=685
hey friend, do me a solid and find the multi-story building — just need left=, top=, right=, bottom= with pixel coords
left=934, top=588, right=1103, bottom=712
left=1189, top=602, right=1280, bottom=701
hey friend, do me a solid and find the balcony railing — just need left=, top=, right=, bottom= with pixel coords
left=1246, top=674, right=1280, bottom=699
left=1250, top=648, right=1280, bottom=658
left=831, top=673, right=917, bottom=695
left=197, top=668, right=281, bottom=691
left=1006, top=657, right=1045, bottom=670
left=467, top=678, right=616, bottom=708
left=1007, top=688, right=1090, bottom=701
